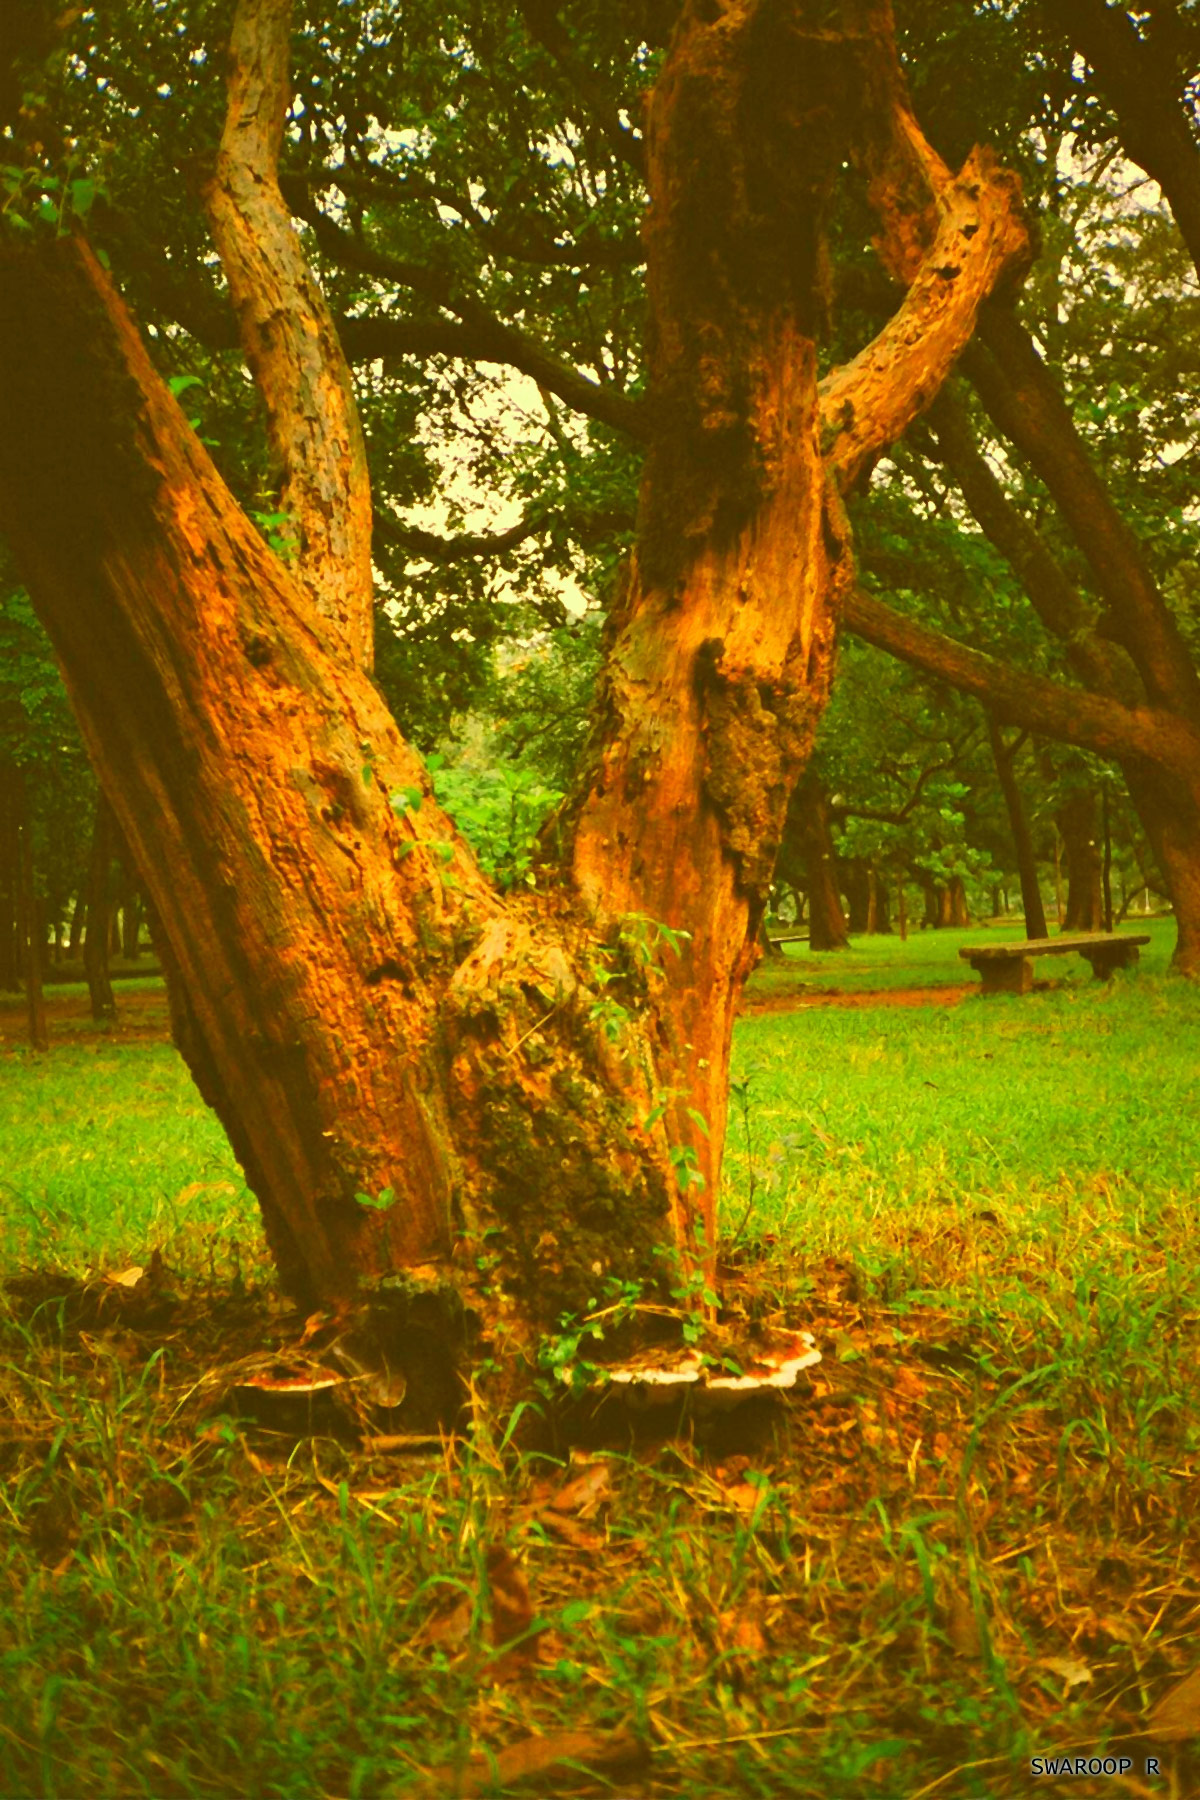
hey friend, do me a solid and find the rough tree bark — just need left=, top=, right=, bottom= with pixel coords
left=0, top=0, right=1029, bottom=1336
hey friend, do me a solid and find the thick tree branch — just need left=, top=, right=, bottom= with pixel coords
left=316, top=166, right=644, bottom=268
left=817, top=1, right=1030, bottom=489
left=1043, top=0, right=1200, bottom=279
left=519, top=0, right=647, bottom=179
left=203, top=0, right=373, bottom=666
left=843, top=586, right=1200, bottom=775
left=374, top=510, right=543, bottom=562
left=963, top=304, right=1200, bottom=719
left=924, top=388, right=1143, bottom=705
left=284, top=195, right=650, bottom=441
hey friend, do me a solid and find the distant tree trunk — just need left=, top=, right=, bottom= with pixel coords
left=120, top=887, right=142, bottom=959
left=784, top=774, right=849, bottom=951
left=947, top=875, right=970, bottom=928
left=66, top=893, right=85, bottom=955
left=871, top=867, right=892, bottom=933
left=917, top=871, right=941, bottom=928
left=896, top=872, right=908, bottom=939
left=15, top=772, right=48, bottom=1051
left=986, top=714, right=1048, bottom=938
left=1056, top=791, right=1103, bottom=931
left=0, top=764, right=19, bottom=991
left=842, top=857, right=871, bottom=934
left=83, top=795, right=117, bottom=1024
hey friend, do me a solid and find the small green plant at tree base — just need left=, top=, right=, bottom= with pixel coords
left=353, top=1186, right=396, bottom=1212
left=249, top=506, right=300, bottom=562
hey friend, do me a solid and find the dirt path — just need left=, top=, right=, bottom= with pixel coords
left=742, top=982, right=974, bottom=1014
left=0, top=985, right=172, bottom=1047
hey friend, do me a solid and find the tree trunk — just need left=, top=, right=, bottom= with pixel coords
left=0, top=0, right=1030, bottom=1329
left=120, top=885, right=142, bottom=959
left=0, top=763, right=18, bottom=992
left=83, top=795, right=117, bottom=1025
left=842, top=857, right=871, bottom=934
left=14, top=772, right=47, bottom=1052
left=784, top=775, right=849, bottom=953
left=67, top=892, right=85, bottom=955
left=947, top=876, right=970, bottom=928
left=1056, top=791, right=1103, bottom=932
left=870, top=867, right=892, bottom=933
left=986, top=715, right=1048, bottom=938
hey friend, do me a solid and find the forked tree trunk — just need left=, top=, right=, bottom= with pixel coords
left=0, top=0, right=1029, bottom=1328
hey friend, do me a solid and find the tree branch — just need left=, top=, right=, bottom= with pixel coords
left=519, top=0, right=647, bottom=179
left=284, top=194, right=650, bottom=441
left=816, top=1, right=1031, bottom=491
left=373, top=510, right=543, bottom=562
left=963, top=302, right=1200, bottom=719
left=314, top=166, right=644, bottom=268
left=842, top=585, right=1200, bottom=775
left=1043, top=0, right=1200, bottom=279
left=203, top=0, right=373, bottom=665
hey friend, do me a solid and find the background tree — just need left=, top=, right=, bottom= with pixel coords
left=839, top=1, right=1200, bottom=966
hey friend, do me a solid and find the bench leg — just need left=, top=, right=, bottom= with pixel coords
left=974, top=957, right=1034, bottom=995
left=1079, top=945, right=1139, bottom=980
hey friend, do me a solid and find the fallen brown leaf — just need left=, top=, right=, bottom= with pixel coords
left=536, top=1510, right=605, bottom=1552
left=487, top=1544, right=536, bottom=1669
left=1149, top=1663, right=1200, bottom=1742
left=546, top=1462, right=613, bottom=1518
left=420, top=1726, right=647, bottom=1797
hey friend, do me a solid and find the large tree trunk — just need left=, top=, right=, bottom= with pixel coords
left=0, top=0, right=1029, bottom=1328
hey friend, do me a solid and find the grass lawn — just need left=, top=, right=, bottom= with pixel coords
left=2, top=925, right=1199, bottom=1797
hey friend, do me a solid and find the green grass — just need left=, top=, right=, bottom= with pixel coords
left=2, top=939, right=1200, bottom=1797
left=0, top=1038, right=259, bottom=1277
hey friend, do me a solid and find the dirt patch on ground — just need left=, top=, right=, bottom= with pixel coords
left=0, top=984, right=172, bottom=1047
left=742, top=982, right=975, bottom=1014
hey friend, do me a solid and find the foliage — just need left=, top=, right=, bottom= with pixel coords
left=428, top=758, right=564, bottom=892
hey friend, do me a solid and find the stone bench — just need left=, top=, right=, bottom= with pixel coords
left=959, top=932, right=1150, bottom=995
